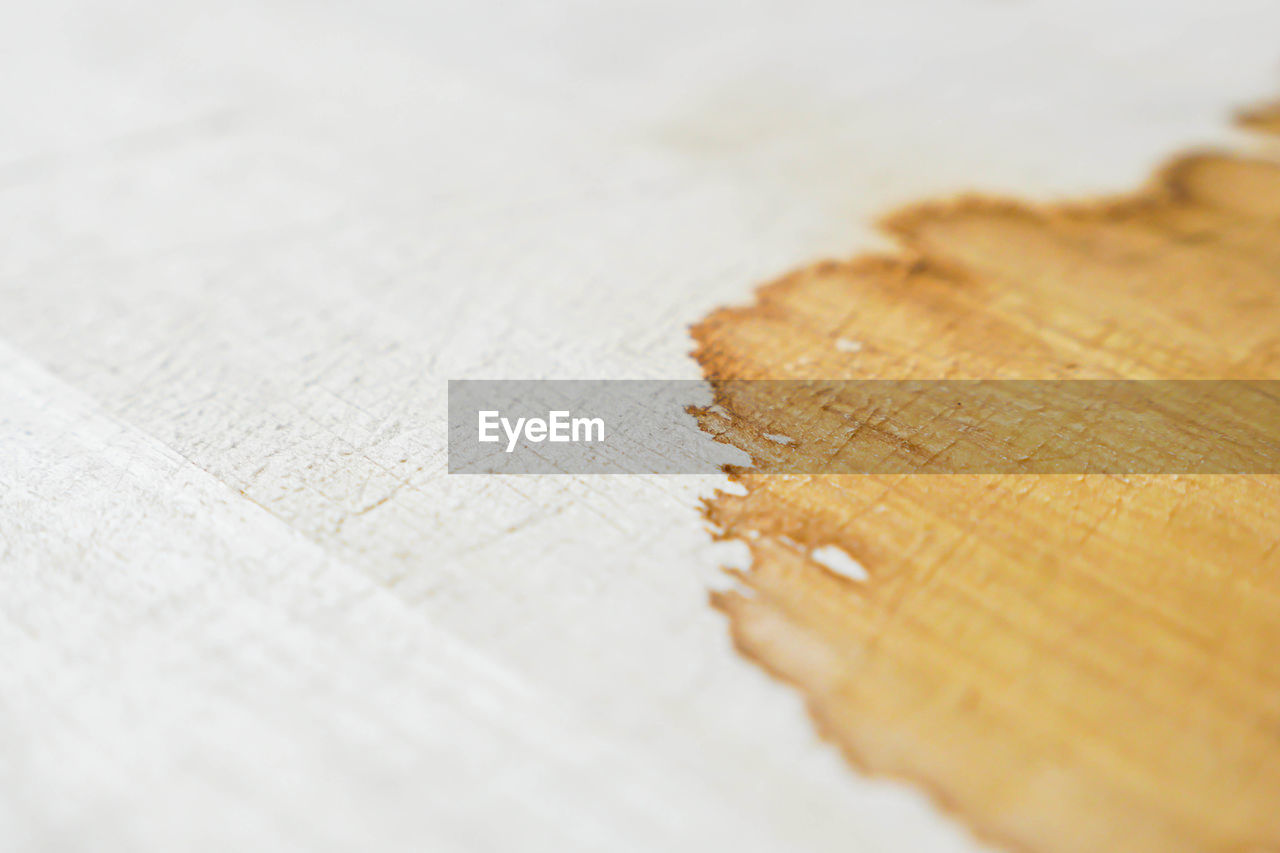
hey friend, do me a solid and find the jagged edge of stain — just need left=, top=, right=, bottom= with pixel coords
left=685, top=102, right=1280, bottom=853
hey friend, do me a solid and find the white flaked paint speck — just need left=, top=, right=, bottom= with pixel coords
left=835, top=338, right=864, bottom=353
left=810, top=545, right=869, bottom=582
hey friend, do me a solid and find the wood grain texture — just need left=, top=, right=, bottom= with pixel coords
left=693, top=132, right=1280, bottom=851
left=5, top=1, right=1280, bottom=850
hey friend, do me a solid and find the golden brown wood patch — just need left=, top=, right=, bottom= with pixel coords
left=1240, top=100, right=1280, bottom=137
left=693, top=119, right=1280, bottom=851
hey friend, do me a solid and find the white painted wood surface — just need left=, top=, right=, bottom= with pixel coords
left=2, top=1, right=1278, bottom=850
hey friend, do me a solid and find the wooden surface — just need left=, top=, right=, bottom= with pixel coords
left=695, top=147, right=1280, bottom=852
left=3, top=2, right=1280, bottom=851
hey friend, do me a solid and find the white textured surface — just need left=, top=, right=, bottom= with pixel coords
left=1, top=1, right=1278, bottom=850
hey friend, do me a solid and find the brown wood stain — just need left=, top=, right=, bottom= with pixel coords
left=693, top=113, right=1280, bottom=852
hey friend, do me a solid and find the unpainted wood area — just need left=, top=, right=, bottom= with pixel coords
left=694, top=120, right=1280, bottom=853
